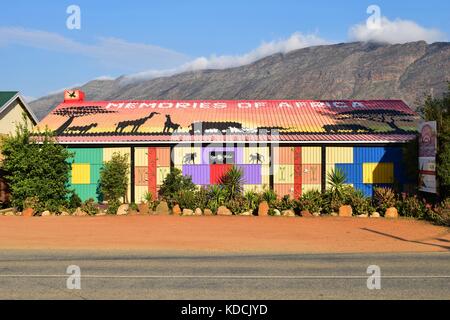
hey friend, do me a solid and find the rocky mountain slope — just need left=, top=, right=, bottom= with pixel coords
left=30, top=41, right=450, bottom=119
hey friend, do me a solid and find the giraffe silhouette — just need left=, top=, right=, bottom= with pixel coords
left=115, top=112, right=160, bottom=133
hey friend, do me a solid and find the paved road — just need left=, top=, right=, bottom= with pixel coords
left=0, top=251, right=449, bottom=299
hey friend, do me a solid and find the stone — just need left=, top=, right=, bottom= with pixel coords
left=4, top=211, right=16, bottom=216
left=74, top=207, right=87, bottom=216
left=339, top=205, right=353, bottom=217
left=41, top=210, right=52, bottom=217
left=172, top=204, right=182, bottom=216
left=128, top=209, right=139, bottom=215
left=138, top=203, right=149, bottom=215
left=331, top=212, right=338, bottom=217
left=22, top=207, right=35, bottom=217
left=96, top=211, right=107, bottom=216
left=116, top=204, right=129, bottom=216
left=313, top=212, right=321, bottom=217
left=385, top=207, right=398, bottom=219
left=300, top=210, right=312, bottom=217
left=282, top=209, right=295, bottom=217
left=217, top=206, right=233, bottom=216
left=204, top=209, right=213, bottom=216
left=155, top=201, right=170, bottom=215
left=60, top=211, right=70, bottom=216
left=240, top=211, right=253, bottom=216
left=258, top=201, right=269, bottom=216
left=370, top=212, right=380, bottom=218
left=183, top=209, right=194, bottom=216
left=357, top=214, right=368, bottom=218
left=273, top=209, right=281, bottom=216
left=195, top=208, right=203, bottom=216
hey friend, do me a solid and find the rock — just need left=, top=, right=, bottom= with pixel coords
left=282, top=209, right=295, bottom=217
left=331, top=212, right=338, bottom=217
left=313, top=212, right=321, bottom=217
left=357, top=214, right=368, bottom=218
left=172, top=204, right=182, bottom=216
left=339, top=205, right=353, bottom=217
left=217, top=206, right=233, bottom=216
left=195, top=208, right=203, bottom=216
left=385, top=207, right=398, bottom=219
left=96, top=211, right=107, bottom=216
left=138, top=203, right=149, bottom=215
left=370, top=212, right=380, bottom=218
left=204, top=209, right=213, bottom=216
left=258, top=201, right=269, bottom=216
left=116, top=204, right=129, bottom=216
left=273, top=209, right=281, bottom=216
left=41, top=210, right=52, bottom=216
left=60, top=211, right=70, bottom=216
left=155, top=201, right=170, bottom=215
left=300, top=210, right=312, bottom=217
left=183, top=209, right=194, bottom=216
left=240, top=211, right=253, bottom=216
left=22, top=207, right=35, bottom=217
left=4, top=211, right=16, bottom=216
left=73, top=207, right=87, bottom=216
left=128, top=209, right=138, bottom=215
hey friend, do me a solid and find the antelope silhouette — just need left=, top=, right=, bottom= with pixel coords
left=163, top=115, right=181, bottom=133
left=249, top=153, right=265, bottom=164
left=66, top=123, right=98, bottom=135
left=115, top=112, right=160, bottom=133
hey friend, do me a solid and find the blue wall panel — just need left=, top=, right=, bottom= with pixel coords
left=335, top=164, right=362, bottom=184
left=354, top=184, right=374, bottom=197
left=354, top=147, right=403, bottom=164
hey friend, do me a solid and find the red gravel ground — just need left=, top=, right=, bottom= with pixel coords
left=0, top=215, right=449, bottom=253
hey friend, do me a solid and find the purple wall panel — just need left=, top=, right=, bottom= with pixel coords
left=182, top=165, right=210, bottom=185
left=237, top=164, right=262, bottom=184
left=201, top=146, right=243, bottom=164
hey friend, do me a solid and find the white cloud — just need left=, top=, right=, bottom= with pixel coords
left=349, top=16, right=447, bottom=44
left=124, top=32, right=329, bottom=82
left=0, top=27, right=190, bottom=70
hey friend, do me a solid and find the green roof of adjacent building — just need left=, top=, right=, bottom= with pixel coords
left=0, top=91, right=18, bottom=108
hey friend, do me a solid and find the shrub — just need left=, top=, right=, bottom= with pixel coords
left=99, top=152, right=129, bottom=205
left=261, top=189, right=277, bottom=206
left=219, top=166, right=243, bottom=201
left=396, top=194, right=426, bottom=219
left=68, top=191, right=82, bottom=210
left=0, top=116, right=73, bottom=211
left=159, top=168, right=196, bottom=205
left=298, top=190, right=323, bottom=213
left=174, top=190, right=197, bottom=210
left=347, top=189, right=373, bottom=216
left=274, top=195, right=296, bottom=211
left=226, top=195, right=247, bottom=215
left=106, top=198, right=120, bottom=215
left=206, top=185, right=227, bottom=213
left=243, top=191, right=260, bottom=213
left=194, top=187, right=210, bottom=210
left=129, top=202, right=138, bottom=211
left=373, top=187, right=396, bottom=214
left=82, top=198, right=99, bottom=216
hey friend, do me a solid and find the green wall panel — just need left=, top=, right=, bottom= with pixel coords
left=69, top=148, right=103, bottom=164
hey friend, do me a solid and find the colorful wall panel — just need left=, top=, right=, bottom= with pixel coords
left=69, top=148, right=103, bottom=202
left=301, top=164, right=321, bottom=185
left=274, top=165, right=294, bottom=184
left=326, top=147, right=353, bottom=164
left=237, top=164, right=262, bottom=184
left=182, top=165, right=210, bottom=185
left=301, top=147, right=321, bottom=164
left=274, top=184, right=295, bottom=199
left=362, top=163, right=394, bottom=184
left=272, top=147, right=294, bottom=165
left=104, top=147, right=131, bottom=202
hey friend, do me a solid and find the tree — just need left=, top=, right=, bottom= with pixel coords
left=419, top=83, right=450, bottom=199
left=99, top=152, right=129, bottom=214
left=0, top=115, right=73, bottom=211
left=158, top=168, right=196, bottom=205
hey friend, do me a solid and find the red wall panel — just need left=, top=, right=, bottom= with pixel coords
left=148, top=147, right=157, bottom=197
left=210, top=164, right=232, bottom=184
left=294, top=147, right=302, bottom=198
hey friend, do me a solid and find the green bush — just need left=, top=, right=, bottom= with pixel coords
left=174, top=190, right=197, bottom=210
left=99, top=152, right=129, bottom=205
left=347, top=189, right=373, bottom=216
left=81, top=198, right=99, bottom=216
left=226, top=195, right=247, bottom=215
left=243, top=191, right=260, bottom=213
left=159, top=168, right=196, bottom=206
left=206, top=185, right=227, bottom=213
left=219, top=166, right=243, bottom=201
left=68, top=191, right=82, bottom=210
left=373, top=187, right=396, bottom=214
left=261, top=189, right=277, bottom=206
left=298, top=190, right=323, bottom=213
left=274, top=195, right=296, bottom=211
left=0, top=116, right=73, bottom=211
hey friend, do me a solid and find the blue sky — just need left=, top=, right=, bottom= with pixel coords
left=1, top=0, right=449, bottom=100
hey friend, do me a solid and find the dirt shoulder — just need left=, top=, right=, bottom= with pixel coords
left=0, top=215, right=449, bottom=254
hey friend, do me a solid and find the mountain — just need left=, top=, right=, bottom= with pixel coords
left=30, top=41, right=450, bottom=120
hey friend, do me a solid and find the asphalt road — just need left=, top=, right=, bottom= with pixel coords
left=0, top=251, right=449, bottom=300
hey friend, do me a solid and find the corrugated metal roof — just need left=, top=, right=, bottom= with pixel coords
left=37, top=99, right=420, bottom=143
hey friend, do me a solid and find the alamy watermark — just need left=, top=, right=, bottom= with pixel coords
left=66, top=5, right=81, bottom=30
left=66, top=265, right=81, bottom=289
left=367, top=265, right=381, bottom=290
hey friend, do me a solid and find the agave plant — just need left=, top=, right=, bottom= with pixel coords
left=327, top=168, right=347, bottom=200
left=207, top=185, right=228, bottom=212
left=219, top=166, right=244, bottom=201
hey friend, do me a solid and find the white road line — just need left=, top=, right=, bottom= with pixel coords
left=0, top=275, right=449, bottom=279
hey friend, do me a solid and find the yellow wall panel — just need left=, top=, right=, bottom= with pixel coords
left=261, top=164, right=270, bottom=185
left=243, top=146, right=270, bottom=165
left=325, top=164, right=335, bottom=189
left=103, top=148, right=131, bottom=162
left=273, top=165, right=295, bottom=184
left=326, top=147, right=353, bottom=164
left=301, top=147, right=321, bottom=164
left=363, top=163, right=394, bottom=184
left=157, top=166, right=171, bottom=185
left=71, top=164, right=90, bottom=184
left=173, top=146, right=202, bottom=165
left=135, top=186, right=149, bottom=203
left=135, top=147, right=148, bottom=166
